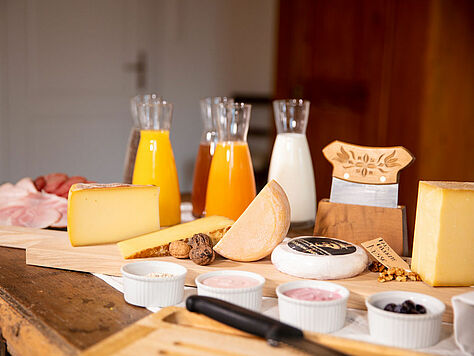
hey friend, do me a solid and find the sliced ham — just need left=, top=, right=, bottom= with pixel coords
left=0, top=178, right=68, bottom=228
left=15, top=178, right=39, bottom=193
left=0, top=206, right=25, bottom=225
left=9, top=205, right=61, bottom=229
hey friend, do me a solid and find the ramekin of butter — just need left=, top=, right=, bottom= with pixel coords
left=366, top=291, right=445, bottom=349
left=121, top=261, right=187, bottom=307
left=276, top=280, right=349, bottom=333
left=195, top=270, right=265, bottom=311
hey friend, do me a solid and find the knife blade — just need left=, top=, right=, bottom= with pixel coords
left=323, top=141, right=414, bottom=208
left=186, top=295, right=347, bottom=356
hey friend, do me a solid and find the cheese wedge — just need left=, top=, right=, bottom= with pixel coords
left=68, top=183, right=160, bottom=246
left=213, top=180, right=290, bottom=262
left=411, top=181, right=474, bottom=286
left=117, top=215, right=234, bottom=259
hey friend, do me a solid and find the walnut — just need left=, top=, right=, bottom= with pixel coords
left=169, top=240, right=191, bottom=259
left=376, top=265, right=421, bottom=283
left=188, top=233, right=212, bottom=248
left=189, top=245, right=215, bottom=265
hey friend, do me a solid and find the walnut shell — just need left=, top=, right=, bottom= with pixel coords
left=189, top=245, right=215, bottom=266
left=188, top=233, right=212, bottom=248
left=169, top=240, right=191, bottom=259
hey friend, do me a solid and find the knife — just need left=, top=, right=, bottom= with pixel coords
left=186, top=295, right=347, bottom=356
left=323, top=141, right=414, bottom=208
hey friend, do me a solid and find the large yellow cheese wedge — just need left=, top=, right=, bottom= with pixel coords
left=117, top=215, right=234, bottom=259
left=213, top=180, right=290, bottom=262
left=68, top=183, right=160, bottom=246
left=411, top=181, right=474, bottom=286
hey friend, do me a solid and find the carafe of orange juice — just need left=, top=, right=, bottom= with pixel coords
left=205, top=102, right=256, bottom=220
left=191, top=97, right=233, bottom=218
left=123, top=93, right=161, bottom=184
left=132, top=99, right=181, bottom=226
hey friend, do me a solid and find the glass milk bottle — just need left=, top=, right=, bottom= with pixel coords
left=123, top=93, right=161, bottom=183
left=268, top=99, right=316, bottom=227
left=205, top=102, right=256, bottom=220
left=191, top=97, right=233, bottom=217
left=132, top=99, right=181, bottom=226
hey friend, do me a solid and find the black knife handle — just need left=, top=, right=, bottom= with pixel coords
left=186, top=295, right=303, bottom=341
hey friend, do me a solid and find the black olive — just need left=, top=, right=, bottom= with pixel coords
left=399, top=305, right=410, bottom=314
left=384, top=303, right=397, bottom=312
left=415, top=304, right=427, bottom=314
left=402, top=300, right=416, bottom=310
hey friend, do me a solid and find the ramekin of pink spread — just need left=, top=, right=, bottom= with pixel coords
left=195, top=270, right=265, bottom=311
left=283, top=287, right=342, bottom=301
left=202, top=275, right=260, bottom=289
left=276, top=280, right=349, bottom=333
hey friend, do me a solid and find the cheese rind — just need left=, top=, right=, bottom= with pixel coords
left=213, top=180, right=291, bottom=262
left=411, top=181, right=474, bottom=286
left=68, top=183, right=160, bottom=246
left=117, top=216, right=234, bottom=259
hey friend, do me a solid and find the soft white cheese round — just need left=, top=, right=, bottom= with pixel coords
left=271, top=236, right=368, bottom=279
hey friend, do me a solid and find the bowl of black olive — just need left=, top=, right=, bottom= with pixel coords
left=365, top=291, right=445, bottom=349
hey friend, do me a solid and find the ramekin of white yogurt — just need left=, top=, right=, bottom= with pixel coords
left=276, top=280, right=349, bottom=333
left=195, top=270, right=265, bottom=311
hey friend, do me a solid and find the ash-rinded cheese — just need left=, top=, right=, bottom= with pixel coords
left=411, top=181, right=474, bottom=286
left=271, top=237, right=368, bottom=279
left=67, top=183, right=160, bottom=246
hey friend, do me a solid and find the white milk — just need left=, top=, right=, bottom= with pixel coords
left=268, top=133, right=316, bottom=224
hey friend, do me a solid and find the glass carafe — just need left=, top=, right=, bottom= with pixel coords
left=205, top=102, right=256, bottom=220
left=268, top=99, right=316, bottom=227
left=191, top=97, right=233, bottom=218
left=132, top=98, right=181, bottom=226
left=123, top=93, right=161, bottom=183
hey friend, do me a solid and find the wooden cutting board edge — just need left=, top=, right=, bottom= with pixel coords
left=81, top=306, right=431, bottom=356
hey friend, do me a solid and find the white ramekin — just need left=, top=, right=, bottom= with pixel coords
left=195, top=270, right=265, bottom=311
left=276, top=280, right=349, bottom=333
left=366, top=291, right=445, bottom=349
left=121, top=261, right=186, bottom=307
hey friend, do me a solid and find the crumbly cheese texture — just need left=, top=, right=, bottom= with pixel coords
left=68, top=184, right=160, bottom=246
left=411, top=181, right=474, bottom=286
left=117, top=216, right=234, bottom=259
left=213, top=180, right=291, bottom=262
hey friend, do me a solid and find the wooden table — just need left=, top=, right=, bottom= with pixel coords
left=0, top=220, right=313, bottom=355
left=0, top=246, right=150, bottom=355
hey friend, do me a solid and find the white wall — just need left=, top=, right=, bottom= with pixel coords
left=0, top=0, right=277, bottom=191
left=0, top=0, right=8, bottom=181
left=152, top=0, right=278, bottom=190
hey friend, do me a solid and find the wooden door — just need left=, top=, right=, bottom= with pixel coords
left=276, top=0, right=474, bottom=248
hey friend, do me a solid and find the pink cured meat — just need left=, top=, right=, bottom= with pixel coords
left=10, top=205, right=61, bottom=228
left=0, top=206, right=25, bottom=225
left=0, top=178, right=68, bottom=228
left=43, top=173, right=68, bottom=194
left=54, top=176, right=87, bottom=197
left=15, top=178, right=39, bottom=193
left=34, top=176, right=47, bottom=191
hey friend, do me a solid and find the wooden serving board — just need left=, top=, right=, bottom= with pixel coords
left=81, top=306, right=429, bottom=356
left=0, top=225, right=66, bottom=249
left=0, top=226, right=470, bottom=323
